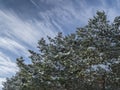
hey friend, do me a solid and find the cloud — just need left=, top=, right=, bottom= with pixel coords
left=30, top=0, right=39, bottom=8
left=38, top=0, right=120, bottom=33
left=0, top=37, right=29, bottom=56
left=0, top=10, right=57, bottom=48
left=0, top=52, right=17, bottom=89
left=0, top=78, right=6, bottom=90
left=0, top=52, right=18, bottom=75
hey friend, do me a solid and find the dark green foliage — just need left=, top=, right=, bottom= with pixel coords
left=2, top=11, right=120, bottom=90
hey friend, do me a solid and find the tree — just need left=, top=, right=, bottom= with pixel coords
left=2, top=11, right=120, bottom=90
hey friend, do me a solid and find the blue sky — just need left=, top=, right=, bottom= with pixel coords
left=0, top=0, right=120, bottom=89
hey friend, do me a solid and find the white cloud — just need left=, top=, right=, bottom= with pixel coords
left=30, top=0, right=39, bottom=8
left=43, top=0, right=120, bottom=25
left=0, top=52, right=18, bottom=89
left=0, top=37, right=29, bottom=55
left=0, top=52, right=18, bottom=75
left=0, top=78, right=6, bottom=90
left=0, top=10, right=57, bottom=48
left=39, top=0, right=119, bottom=30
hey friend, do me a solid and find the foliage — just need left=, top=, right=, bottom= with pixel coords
left=2, top=11, right=120, bottom=90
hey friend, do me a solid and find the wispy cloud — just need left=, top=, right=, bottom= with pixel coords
left=0, top=52, right=17, bottom=89
left=0, top=78, right=6, bottom=89
left=38, top=0, right=120, bottom=34
left=30, top=0, right=39, bottom=8
left=0, top=52, right=18, bottom=75
left=0, top=37, right=28, bottom=55
left=0, top=10, right=57, bottom=47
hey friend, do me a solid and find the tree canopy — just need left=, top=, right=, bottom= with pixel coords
left=2, top=11, right=120, bottom=90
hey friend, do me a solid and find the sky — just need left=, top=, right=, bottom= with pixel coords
left=0, top=0, right=120, bottom=89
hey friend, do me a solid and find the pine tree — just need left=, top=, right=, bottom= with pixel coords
left=2, top=11, right=120, bottom=90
